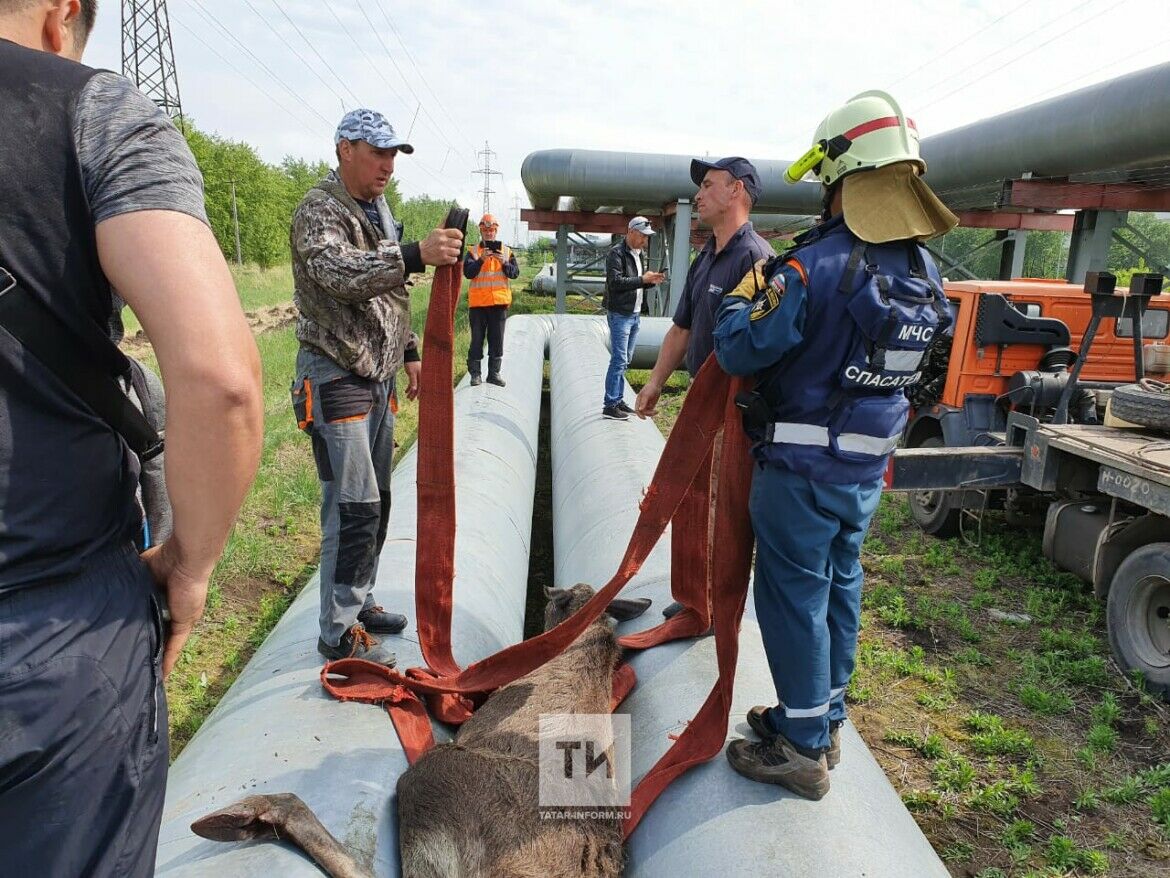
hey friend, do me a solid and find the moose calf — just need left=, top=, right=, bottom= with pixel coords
left=192, top=584, right=650, bottom=878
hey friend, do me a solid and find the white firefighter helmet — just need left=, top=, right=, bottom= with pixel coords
left=786, top=90, right=923, bottom=188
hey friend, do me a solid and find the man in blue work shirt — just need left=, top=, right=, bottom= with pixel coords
left=635, top=156, right=772, bottom=415
left=635, top=156, right=772, bottom=619
left=714, top=91, right=957, bottom=800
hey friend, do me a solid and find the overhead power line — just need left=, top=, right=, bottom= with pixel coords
left=351, top=0, right=469, bottom=162
left=239, top=0, right=350, bottom=114
left=1024, top=37, right=1170, bottom=105
left=885, top=0, right=1039, bottom=92
left=186, top=0, right=334, bottom=129
left=371, top=0, right=479, bottom=155
left=171, top=13, right=323, bottom=133
left=268, top=0, right=362, bottom=108
left=917, top=0, right=1131, bottom=113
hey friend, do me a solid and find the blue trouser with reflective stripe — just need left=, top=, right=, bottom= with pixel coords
left=750, top=464, right=883, bottom=751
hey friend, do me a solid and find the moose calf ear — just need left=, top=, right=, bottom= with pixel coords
left=606, top=597, right=652, bottom=622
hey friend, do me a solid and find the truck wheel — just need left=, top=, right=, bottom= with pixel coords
left=1109, top=382, right=1170, bottom=431
left=1107, top=542, right=1170, bottom=699
left=906, top=436, right=961, bottom=538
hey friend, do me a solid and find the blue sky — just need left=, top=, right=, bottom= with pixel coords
left=84, top=0, right=1169, bottom=238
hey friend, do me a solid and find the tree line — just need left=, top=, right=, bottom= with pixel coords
left=184, top=122, right=476, bottom=268
left=932, top=214, right=1170, bottom=283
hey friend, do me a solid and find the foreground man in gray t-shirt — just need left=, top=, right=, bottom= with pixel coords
left=0, top=2, right=263, bottom=874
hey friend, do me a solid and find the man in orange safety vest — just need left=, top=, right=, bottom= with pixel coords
left=462, top=213, right=519, bottom=386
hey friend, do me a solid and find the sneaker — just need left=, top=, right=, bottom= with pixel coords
left=617, top=400, right=635, bottom=414
left=469, top=374, right=482, bottom=386
left=317, top=623, right=397, bottom=667
left=357, top=605, right=408, bottom=634
left=726, top=734, right=830, bottom=800
left=602, top=404, right=629, bottom=421
left=747, top=708, right=843, bottom=770
left=487, top=374, right=506, bottom=387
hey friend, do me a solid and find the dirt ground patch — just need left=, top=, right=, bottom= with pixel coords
left=120, top=302, right=297, bottom=360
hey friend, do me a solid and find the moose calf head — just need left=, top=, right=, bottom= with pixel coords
left=543, top=583, right=651, bottom=631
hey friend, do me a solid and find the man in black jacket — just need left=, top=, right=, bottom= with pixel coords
left=602, top=216, right=664, bottom=420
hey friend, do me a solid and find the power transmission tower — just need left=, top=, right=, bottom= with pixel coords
left=472, top=140, right=501, bottom=218
left=510, top=196, right=522, bottom=247
left=122, top=0, right=184, bottom=126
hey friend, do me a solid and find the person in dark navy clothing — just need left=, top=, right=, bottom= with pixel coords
left=0, top=2, right=263, bottom=873
left=714, top=91, right=958, bottom=800
left=635, top=156, right=772, bottom=416
left=635, top=156, right=773, bottom=620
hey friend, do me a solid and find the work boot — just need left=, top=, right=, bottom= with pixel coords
left=468, top=362, right=482, bottom=386
left=726, top=733, right=830, bottom=800
left=827, top=720, right=842, bottom=770
left=747, top=707, right=843, bottom=770
left=487, top=357, right=506, bottom=387
left=318, top=623, right=396, bottom=667
left=357, top=604, right=408, bottom=635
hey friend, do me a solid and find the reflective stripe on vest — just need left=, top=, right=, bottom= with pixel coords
left=469, top=244, right=512, bottom=307
left=771, top=422, right=900, bottom=457
left=881, top=348, right=926, bottom=372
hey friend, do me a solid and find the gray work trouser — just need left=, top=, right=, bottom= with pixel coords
left=292, top=347, right=396, bottom=647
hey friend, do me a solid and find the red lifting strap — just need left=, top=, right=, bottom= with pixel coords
left=321, top=253, right=754, bottom=838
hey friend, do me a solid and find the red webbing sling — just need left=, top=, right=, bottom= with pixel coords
left=322, top=209, right=754, bottom=837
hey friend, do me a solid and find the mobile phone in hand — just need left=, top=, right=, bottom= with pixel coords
left=485, top=240, right=502, bottom=252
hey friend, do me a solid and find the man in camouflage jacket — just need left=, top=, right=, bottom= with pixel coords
left=290, top=108, right=462, bottom=666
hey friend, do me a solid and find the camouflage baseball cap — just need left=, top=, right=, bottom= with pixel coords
left=334, top=108, right=414, bottom=154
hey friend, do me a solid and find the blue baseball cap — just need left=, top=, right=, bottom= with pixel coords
left=334, top=108, right=414, bottom=153
left=690, top=156, right=762, bottom=205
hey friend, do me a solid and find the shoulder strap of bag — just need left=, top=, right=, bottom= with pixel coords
left=909, top=241, right=949, bottom=318
left=0, top=267, right=163, bottom=460
left=837, top=239, right=871, bottom=295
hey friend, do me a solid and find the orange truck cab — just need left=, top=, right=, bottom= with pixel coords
left=906, top=278, right=1169, bottom=450
left=903, top=278, right=1170, bottom=535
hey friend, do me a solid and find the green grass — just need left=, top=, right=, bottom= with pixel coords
left=122, top=263, right=295, bottom=336
left=165, top=326, right=320, bottom=750
left=588, top=374, right=1170, bottom=877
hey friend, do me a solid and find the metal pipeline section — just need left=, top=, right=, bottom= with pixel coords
left=523, top=62, right=1170, bottom=215
left=548, top=318, right=948, bottom=877
left=922, top=61, right=1170, bottom=196
left=522, top=147, right=823, bottom=214
left=154, top=315, right=554, bottom=877
left=156, top=315, right=944, bottom=875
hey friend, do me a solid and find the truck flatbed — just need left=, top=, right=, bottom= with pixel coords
left=1014, top=419, right=1170, bottom=518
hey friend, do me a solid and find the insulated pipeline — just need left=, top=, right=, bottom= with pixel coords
left=548, top=318, right=949, bottom=877
left=154, top=317, right=553, bottom=876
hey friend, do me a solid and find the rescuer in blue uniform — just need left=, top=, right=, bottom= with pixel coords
left=714, top=91, right=959, bottom=800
